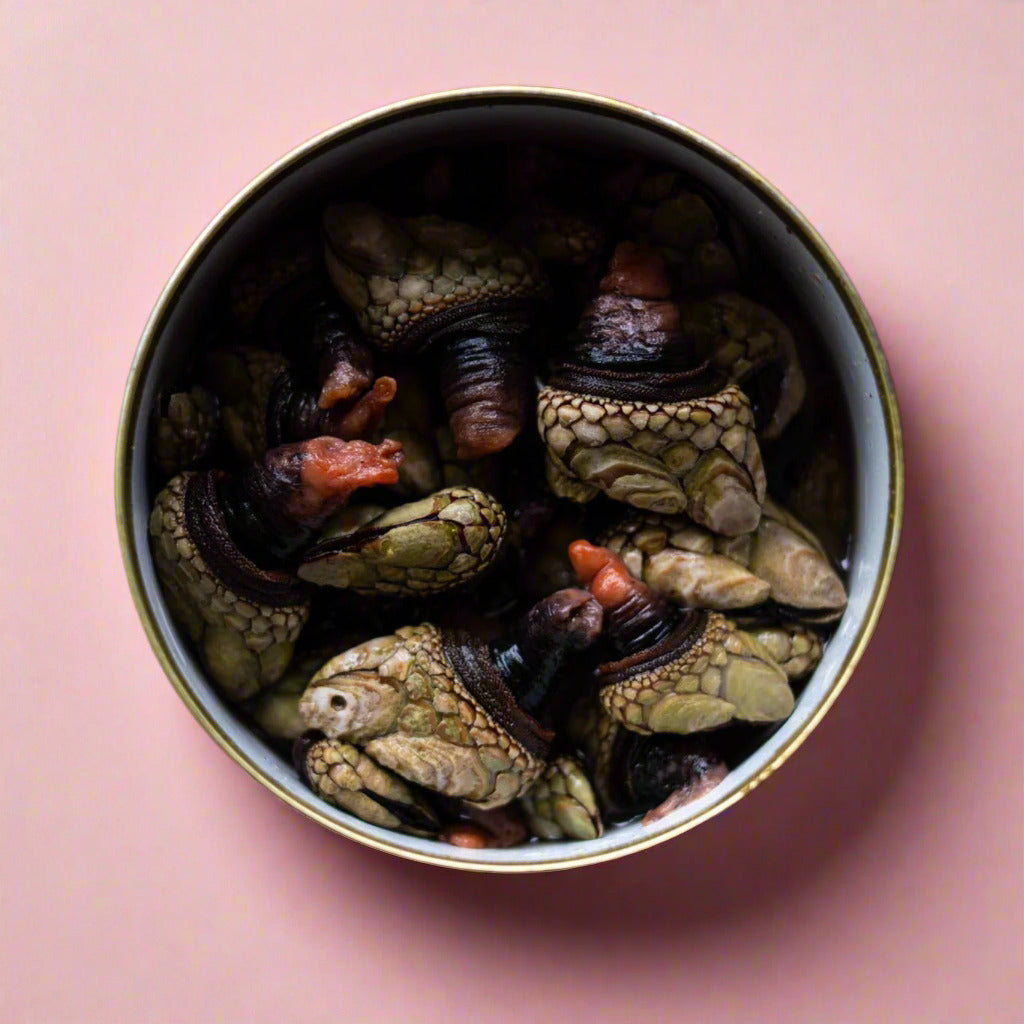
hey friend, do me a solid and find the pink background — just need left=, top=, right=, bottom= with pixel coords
left=2, top=3, right=1022, bottom=1021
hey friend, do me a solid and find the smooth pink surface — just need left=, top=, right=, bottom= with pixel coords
left=2, top=3, right=1022, bottom=1021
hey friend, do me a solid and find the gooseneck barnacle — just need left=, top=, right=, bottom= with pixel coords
left=298, top=486, right=507, bottom=597
left=297, top=589, right=602, bottom=808
left=202, top=341, right=396, bottom=468
left=322, top=203, right=548, bottom=460
left=569, top=540, right=794, bottom=735
left=149, top=437, right=403, bottom=699
left=599, top=498, right=847, bottom=619
left=537, top=243, right=766, bottom=534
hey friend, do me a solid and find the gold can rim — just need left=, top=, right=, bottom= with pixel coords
left=115, top=86, right=905, bottom=873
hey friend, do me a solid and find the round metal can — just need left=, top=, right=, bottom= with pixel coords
left=115, top=87, right=904, bottom=872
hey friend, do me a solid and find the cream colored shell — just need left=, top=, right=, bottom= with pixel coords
left=301, top=624, right=545, bottom=809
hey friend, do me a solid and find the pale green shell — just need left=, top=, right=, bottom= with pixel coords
left=737, top=621, right=824, bottom=680
left=521, top=756, right=603, bottom=841
left=298, top=487, right=506, bottom=597
left=599, top=612, right=794, bottom=735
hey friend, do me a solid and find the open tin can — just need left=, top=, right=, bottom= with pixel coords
left=115, top=87, right=904, bottom=872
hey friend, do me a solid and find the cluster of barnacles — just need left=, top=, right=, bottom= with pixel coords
left=149, top=144, right=850, bottom=846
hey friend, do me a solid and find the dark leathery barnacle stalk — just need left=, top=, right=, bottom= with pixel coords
left=277, top=287, right=378, bottom=411
left=435, top=321, right=532, bottom=462
left=488, top=587, right=604, bottom=717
